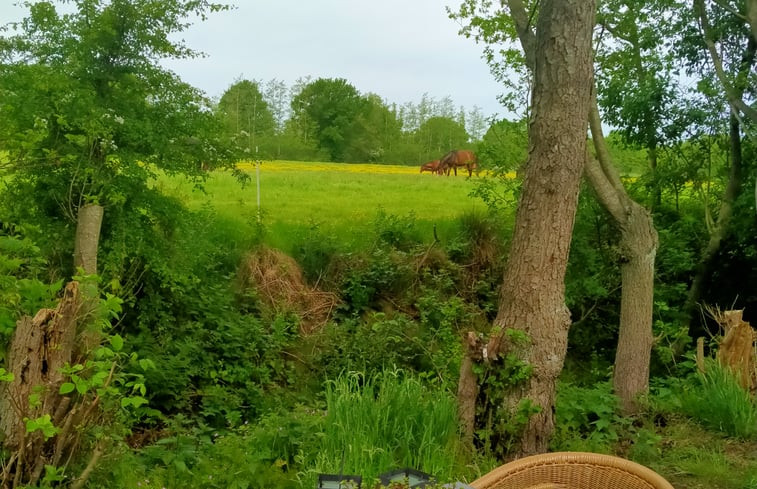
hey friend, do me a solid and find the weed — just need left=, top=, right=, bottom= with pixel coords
left=553, top=381, right=628, bottom=452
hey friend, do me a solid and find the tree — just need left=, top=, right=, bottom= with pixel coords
left=595, top=0, right=680, bottom=209
left=342, top=93, right=402, bottom=163
left=415, top=116, right=470, bottom=158
left=217, top=78, right=275, bottom=155
left=0, top=1, right=234, bottom=483
left=263, top=77, right=290, bottom=134
left=678, top=0, right=756, bottom=324
left=466, top=105, right=489, bottom=142
left=456, top=0, right=596, bottom=456
left=0, top=0, right=234, bottom=278
left=452, top=0, right=659, bottom=415
left=290, top=77, right=366, bottom=161
left=478, top=118, right=527, bottom=170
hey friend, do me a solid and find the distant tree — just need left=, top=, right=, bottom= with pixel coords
left=263, top=78, right=289, bottom=134
left=217, top=79, right=275, bottom=155
left=416, top=116, right=470, bottom=158
left=479, top=118, right=527, bottom=171
left=342, top=93, right=402, bottom=162
left=466, top=105, right=489, bottom=142
left=290, top=77, right=366, bottom=161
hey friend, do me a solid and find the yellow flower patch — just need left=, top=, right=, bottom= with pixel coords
left=237, top=160, right=422, bottom=175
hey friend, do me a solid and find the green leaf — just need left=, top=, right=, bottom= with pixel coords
left=0, top=368, right=14, bottom=383
left=59, top=382, right=75, bottom=395
left=110, top=334, right=124, bottom=352
left=121, top=396, right=148, bottom=409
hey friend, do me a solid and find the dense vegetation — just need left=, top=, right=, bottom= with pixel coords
left=1, top=1, right=757, bottom=488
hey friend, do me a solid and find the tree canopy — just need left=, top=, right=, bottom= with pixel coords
left=0, top=0, right=237, bottom=221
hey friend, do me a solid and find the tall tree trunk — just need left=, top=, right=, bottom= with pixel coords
left=585, top=95, right=658, bottom=413
left=613, top=205, right=656, bottom=410
left=685, top=109, right=743, bottom=319
left=486, top=0, right=595, bottom=456
left=684, top=7, right=755, bottom=318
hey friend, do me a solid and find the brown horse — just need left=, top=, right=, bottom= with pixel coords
left=439, top=150, right=477, bottom=177
left=420, top=159, right=442, bottom=174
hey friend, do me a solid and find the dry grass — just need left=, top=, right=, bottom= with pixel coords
left=238, top=246, right=339, bottom=335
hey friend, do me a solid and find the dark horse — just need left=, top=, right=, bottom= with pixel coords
left=439, top=150, right=477, bottom=177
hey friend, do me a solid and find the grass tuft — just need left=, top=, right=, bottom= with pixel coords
left=681, top=360, right=757, bottom=439
left=307, top=368, right=463, bottom=486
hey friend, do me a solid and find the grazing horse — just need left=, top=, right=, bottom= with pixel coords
left=420, top=159, right=442, bottom=174
left=439, top=149, right=478, bottom=177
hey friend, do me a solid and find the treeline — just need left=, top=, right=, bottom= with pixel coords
left=215, top=77, right=491, bottom=165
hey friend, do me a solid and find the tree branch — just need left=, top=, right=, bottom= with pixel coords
left=504, top=0, right=537, bottom=69
left=695, top=0, right=757, bottom=123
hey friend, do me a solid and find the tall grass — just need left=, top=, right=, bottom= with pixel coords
left=306, top=369, right=462, bottom=486
left=681, top=360, right=757, bottom=439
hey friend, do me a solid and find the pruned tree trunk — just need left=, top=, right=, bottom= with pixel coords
left=458, top=332, right=485, bottom=448
left=73, top=203, right=104, bottom=276
left=485, top=0, right=595, bottom=456
left=715, top=310, right=756, bottom=390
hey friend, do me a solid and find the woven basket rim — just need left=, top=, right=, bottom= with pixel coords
left=470, top=451, right=674, bottom=489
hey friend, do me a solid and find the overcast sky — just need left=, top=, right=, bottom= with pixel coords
left=1, top=1, right=508, bottom=119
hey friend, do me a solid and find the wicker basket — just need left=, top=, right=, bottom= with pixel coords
left=470, top=452, right=674, bottom=489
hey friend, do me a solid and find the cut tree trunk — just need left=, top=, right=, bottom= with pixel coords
left=486, top=0, right=595, bottom=457
left=715, top=310, right=756, bottom=390
left=0, top=282, right=81, bottom=485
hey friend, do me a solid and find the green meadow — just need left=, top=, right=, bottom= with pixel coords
left=155, top=161, right=494, bottom=252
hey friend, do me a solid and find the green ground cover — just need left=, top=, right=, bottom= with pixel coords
left=154, top=161, right=492, bottom=253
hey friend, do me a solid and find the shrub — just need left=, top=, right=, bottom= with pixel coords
left=373, top=209, right=421, bottom=251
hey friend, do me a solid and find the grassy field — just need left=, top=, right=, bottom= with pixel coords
left=155, top=160, right=497, bottom=252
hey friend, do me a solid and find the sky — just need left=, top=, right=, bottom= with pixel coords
left=0, top=1, right=508, bottom=120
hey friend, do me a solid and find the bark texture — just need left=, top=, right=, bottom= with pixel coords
left=487, top=0, right=595, bottom=456
left=585, top=96, right=658, bottom=413
left=73, top=203, right=104, bottom=276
